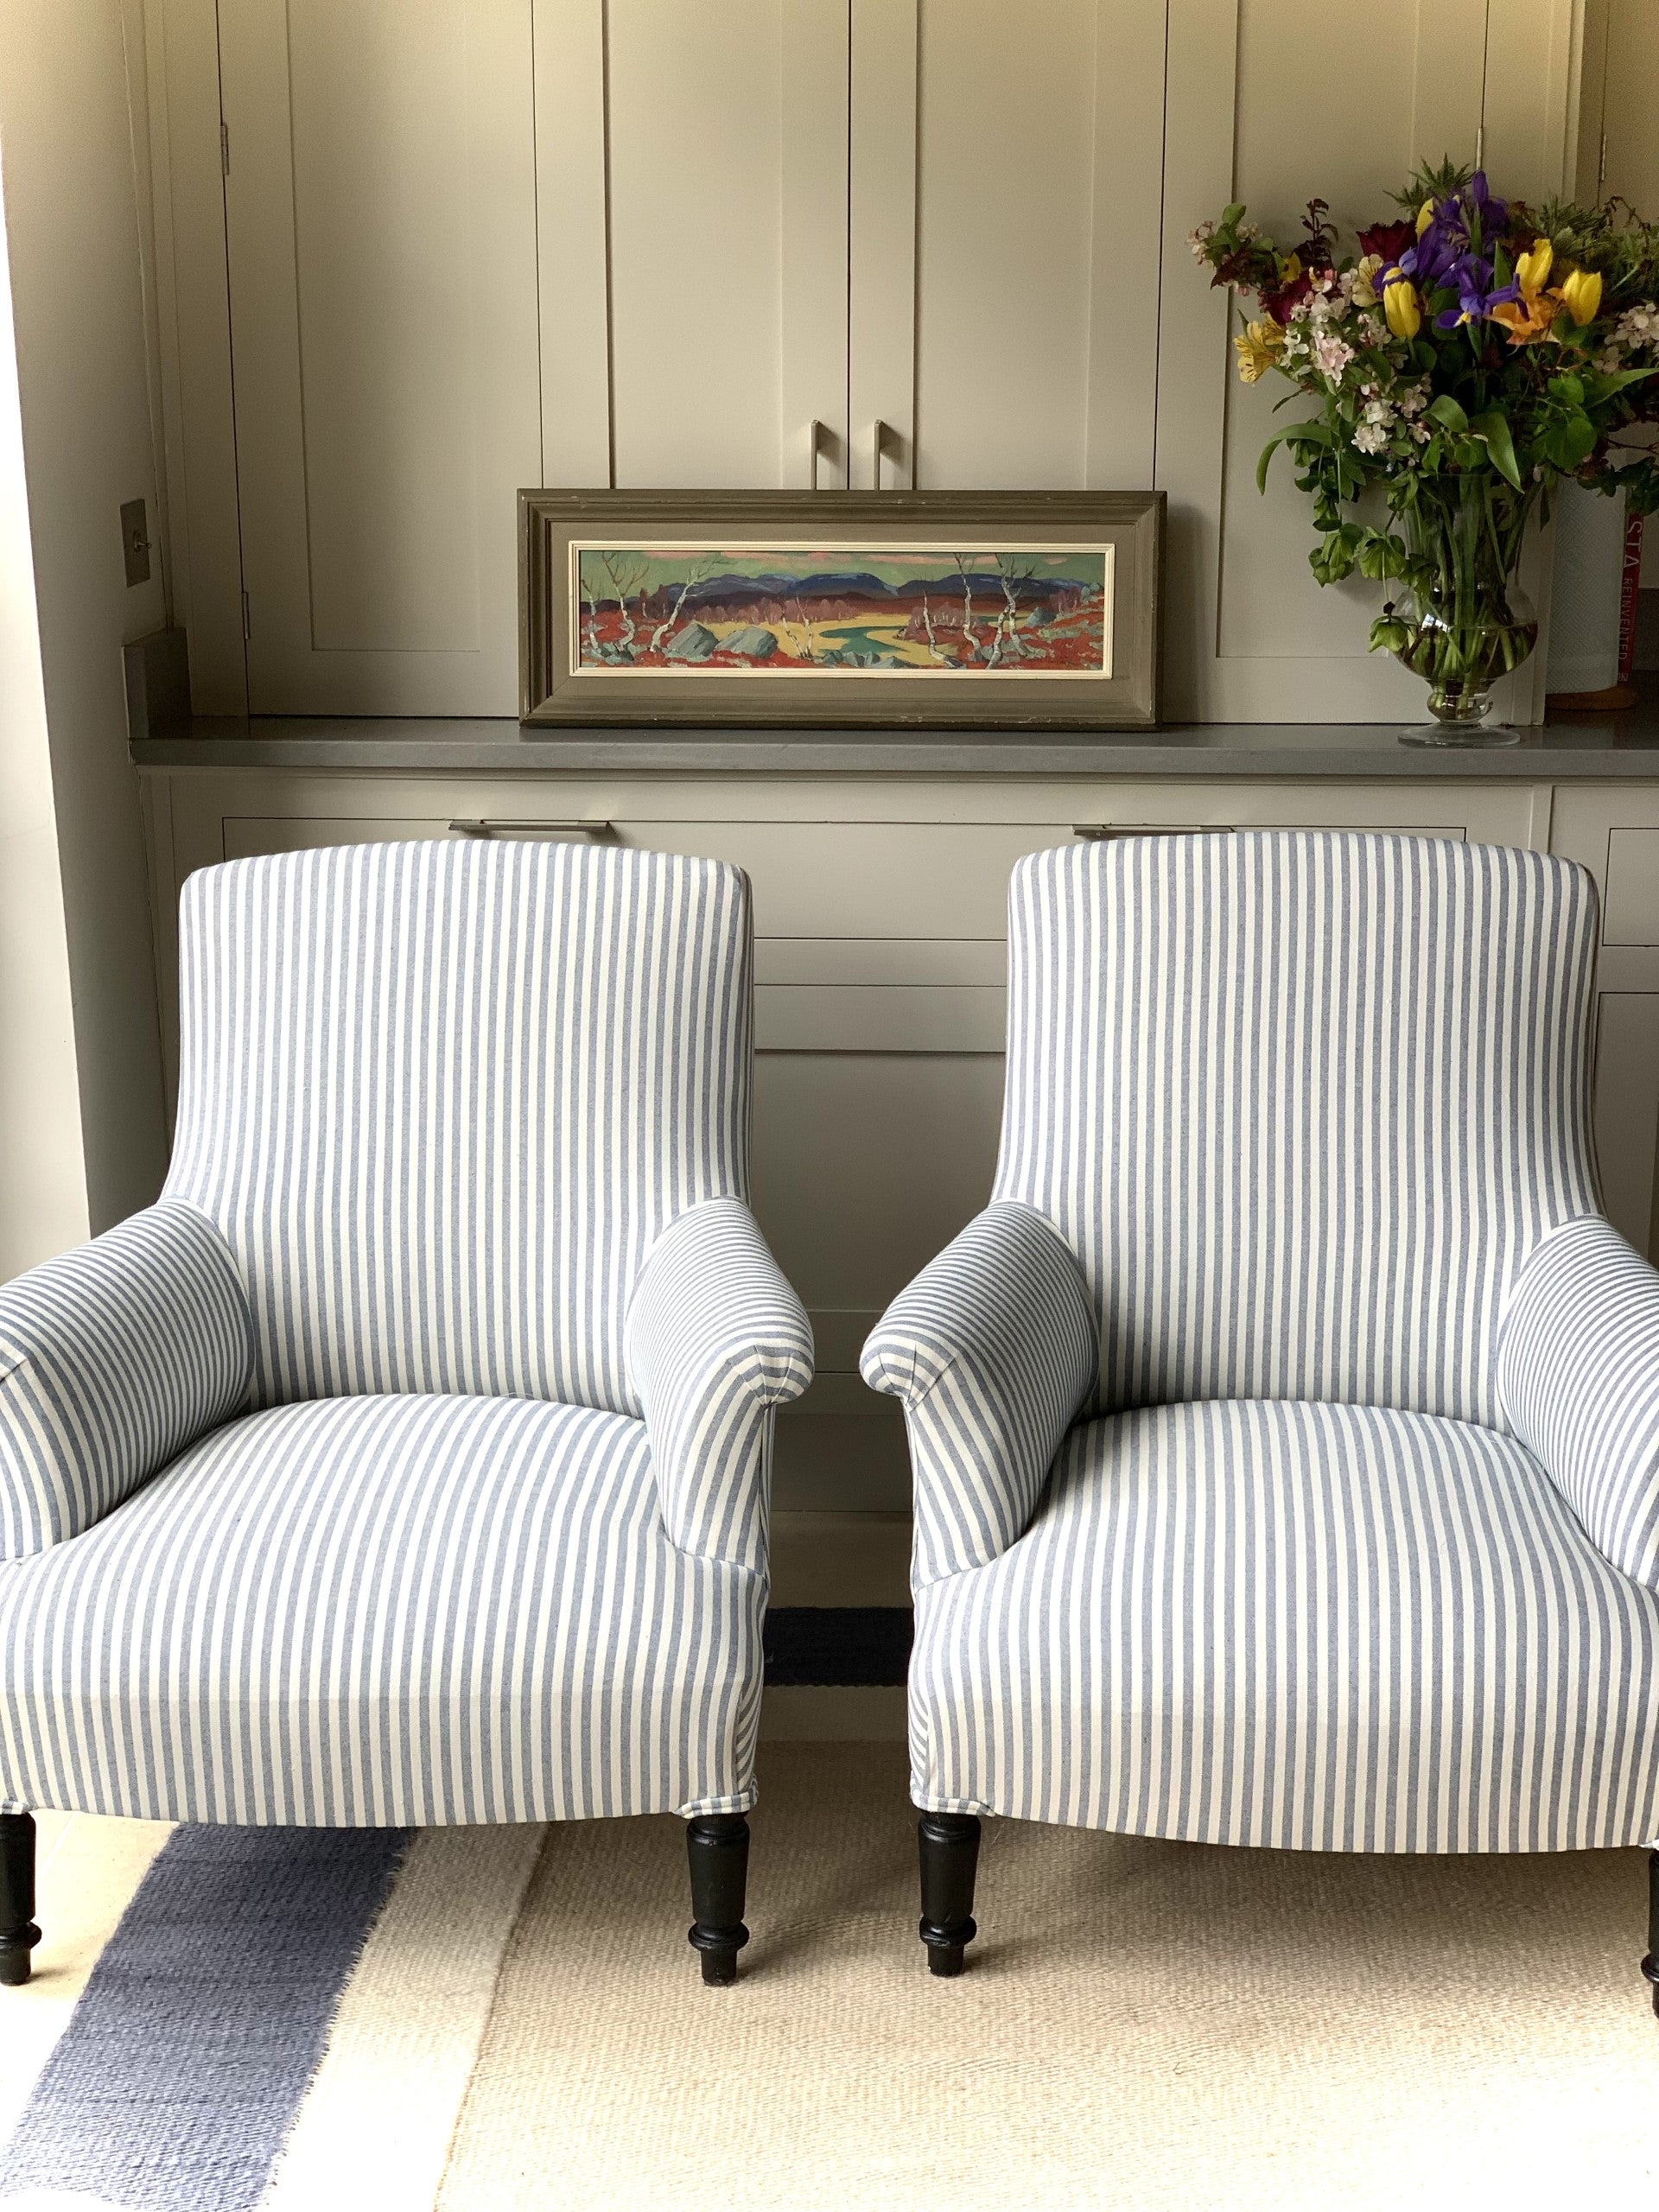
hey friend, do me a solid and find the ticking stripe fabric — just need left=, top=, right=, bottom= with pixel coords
left=1498, top=1211, right=1659, bottom=1590
left=0, top=1393, right=763, bottom=1825
left=0, top=1201, right=251, bottom=1559
left=626, top=1198, right=813, bottom=1573
left=995, top=835, right=1600, bottom=1421
left=861, top=1202, right=1097, bottom=1587
left=165, top=840, right=753, bottom=1414
left=910, top=1400, right=1659, bottom=1851
left=876, top=831, right=1654, bottom=1853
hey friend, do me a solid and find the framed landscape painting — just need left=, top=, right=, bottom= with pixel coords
left=519, top=491, right=1162, bottom=728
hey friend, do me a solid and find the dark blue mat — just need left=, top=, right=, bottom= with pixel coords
left=763, top=1605, right=912, bottom=1687
left=0, top=1824, right=409, bottom=2209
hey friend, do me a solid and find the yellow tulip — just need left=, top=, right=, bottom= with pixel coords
left=1513, top=238, right=1553, bottom=297
left=1556, top=267, right=1603, bottom=326
left=1491, top=238, right=1563, bottom=345
left=1416, top=198, right=1435, bottom=236
left=1234, top=317, right=1285, bottom=384
left=1382, top=276, right=1421, bottom=341
left=1277, top=252, right=1303, bottom=287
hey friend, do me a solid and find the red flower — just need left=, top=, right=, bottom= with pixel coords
left=1358, top=219, right=1415, bottom=264
left=1262, top=270, right=1313, bottom=323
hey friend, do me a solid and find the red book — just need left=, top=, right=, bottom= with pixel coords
left=1618, top=509, right=1644, bottom=688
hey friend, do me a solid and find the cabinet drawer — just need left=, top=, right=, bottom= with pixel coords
left=1605, top=830, right=1659, bottom=946
left=222, top=812, right=1076, bottom=939
left=756, top=985, right=1005, bottom=1052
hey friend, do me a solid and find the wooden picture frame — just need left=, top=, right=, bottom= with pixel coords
left=519, top=490, right=1163, bottom=728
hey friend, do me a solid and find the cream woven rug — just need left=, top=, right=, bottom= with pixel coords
left=436, top=1742, right=1658, bottom=2212
left=4, top=1745, right=1655, bottom=2209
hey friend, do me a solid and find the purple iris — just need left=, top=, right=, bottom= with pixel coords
left=1433, top=255, right=1521, bottom=330
left=1398, top=172, right=1517, bottom=328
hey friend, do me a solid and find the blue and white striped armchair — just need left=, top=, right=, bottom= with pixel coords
left=865, top=831, right=1659, bottom=2003
left=0, top=840, right=811, bottom=1986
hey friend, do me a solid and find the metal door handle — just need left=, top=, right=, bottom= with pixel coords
left=873, top=418, right=895, bottom=490
left=809, top=419, right=827, bottom=492
left=1071, top=824, right=1234, bottom=841
left=449, top=819, right=613, bottom=840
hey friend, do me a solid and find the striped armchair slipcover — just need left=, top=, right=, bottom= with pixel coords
left=865, top=831, right=1659, bottom=2002
left=0, top=840, right=811, bottom=1987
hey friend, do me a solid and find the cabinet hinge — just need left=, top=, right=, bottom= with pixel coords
left=240, top=588, right=251, bottom=641
left=220, top=121, right=231, bottom=179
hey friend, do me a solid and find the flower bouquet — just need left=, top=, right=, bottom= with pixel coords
left=1192, top=160, right=1659, bottom=741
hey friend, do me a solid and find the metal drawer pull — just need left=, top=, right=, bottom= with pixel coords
left=1071, top=824, right=1234, bottom=841
left=449, top=819, right=613, bottom=840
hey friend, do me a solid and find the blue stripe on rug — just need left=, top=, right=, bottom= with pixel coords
left=0, top=1825, right=410, bottom=2210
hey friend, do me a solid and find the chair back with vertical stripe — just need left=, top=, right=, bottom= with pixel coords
left=994, top=831, right=1600, bottom=1424
left=164, top=840, right=752, bottom=1413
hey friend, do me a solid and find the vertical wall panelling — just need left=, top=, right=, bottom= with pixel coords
left=143, top=0, right=246, bottom=713
left=1158, top=0, right=1580, bottom=722
left=780, top=3, right=854, bottom=493
left=847, top=0, right=917, bottom=490
left=1599, top=0, right=1659, bottom=214
left=534, top=0, right=613, bottom=487
left=219, top=0, right=542, bottom=713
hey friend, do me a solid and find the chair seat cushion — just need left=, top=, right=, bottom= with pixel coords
left=0, top=1395, right=760, bottom=1826
left=911, top=1400, right=1659, bottom=1851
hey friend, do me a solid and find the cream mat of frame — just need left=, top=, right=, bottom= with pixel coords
left=436, top=1743, right=1659, bottom=2212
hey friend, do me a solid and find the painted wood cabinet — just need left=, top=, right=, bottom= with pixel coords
left=216, top=0, right=542, bottom=715
left=140, top=763, right=1659, bottom=1520
left=149, top=0, right=1590, bottom=720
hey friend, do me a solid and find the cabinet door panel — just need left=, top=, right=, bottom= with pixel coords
left=1594, top=994, right=1659, bottom=1257
left=540, top=0, right=851, bottom=493
left=849, top=0, right=1165, bottom=492
left=219, top=0, right=540, bottom=713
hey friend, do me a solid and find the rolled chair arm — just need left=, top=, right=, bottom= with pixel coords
left=0, top=1201, right=253, bottom=1558
left=861, top=1202, right=1097, bottom=1588
left=626, top=1198, right=813, bottom=1572
left=1497, top=1212, right=1659, bottom=1589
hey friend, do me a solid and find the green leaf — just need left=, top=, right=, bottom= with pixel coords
left=1309, top=532, right=1357, bottom=586
left=1356, top=529, right=1409, bottom=581
left=1548, top=372, right=1586, bottom=405
left=1470, top=408, right=1523, bottom=489
left=1426, top=394, right=1470, bottom=435
left=1588, top=365, right=1659, bottom=398
left=1255, top=422, right=1329, bottom=493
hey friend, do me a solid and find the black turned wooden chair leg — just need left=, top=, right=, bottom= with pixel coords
left=0, top=1812, right=40, bottom=1988
left=1643, top=1848, right=1659, bottom=2020
left=686, top=1813, right=750, bottom=1986
left=918, top=1810, right=981, bottom=1976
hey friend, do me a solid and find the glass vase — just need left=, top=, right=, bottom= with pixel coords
left=1388, top=474, right=1539, bottom=747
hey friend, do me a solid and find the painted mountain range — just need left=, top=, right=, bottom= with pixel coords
left=570, top=543, right=1112, bottom=676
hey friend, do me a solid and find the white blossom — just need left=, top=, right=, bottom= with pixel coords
left=1312, top=329, right=1355, bottom=380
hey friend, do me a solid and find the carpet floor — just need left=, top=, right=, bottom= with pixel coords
left=3, top=1743, right=1656, bottom=2209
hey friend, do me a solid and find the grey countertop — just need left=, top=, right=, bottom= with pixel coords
left=131, top=687, right=1659, bottom=780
